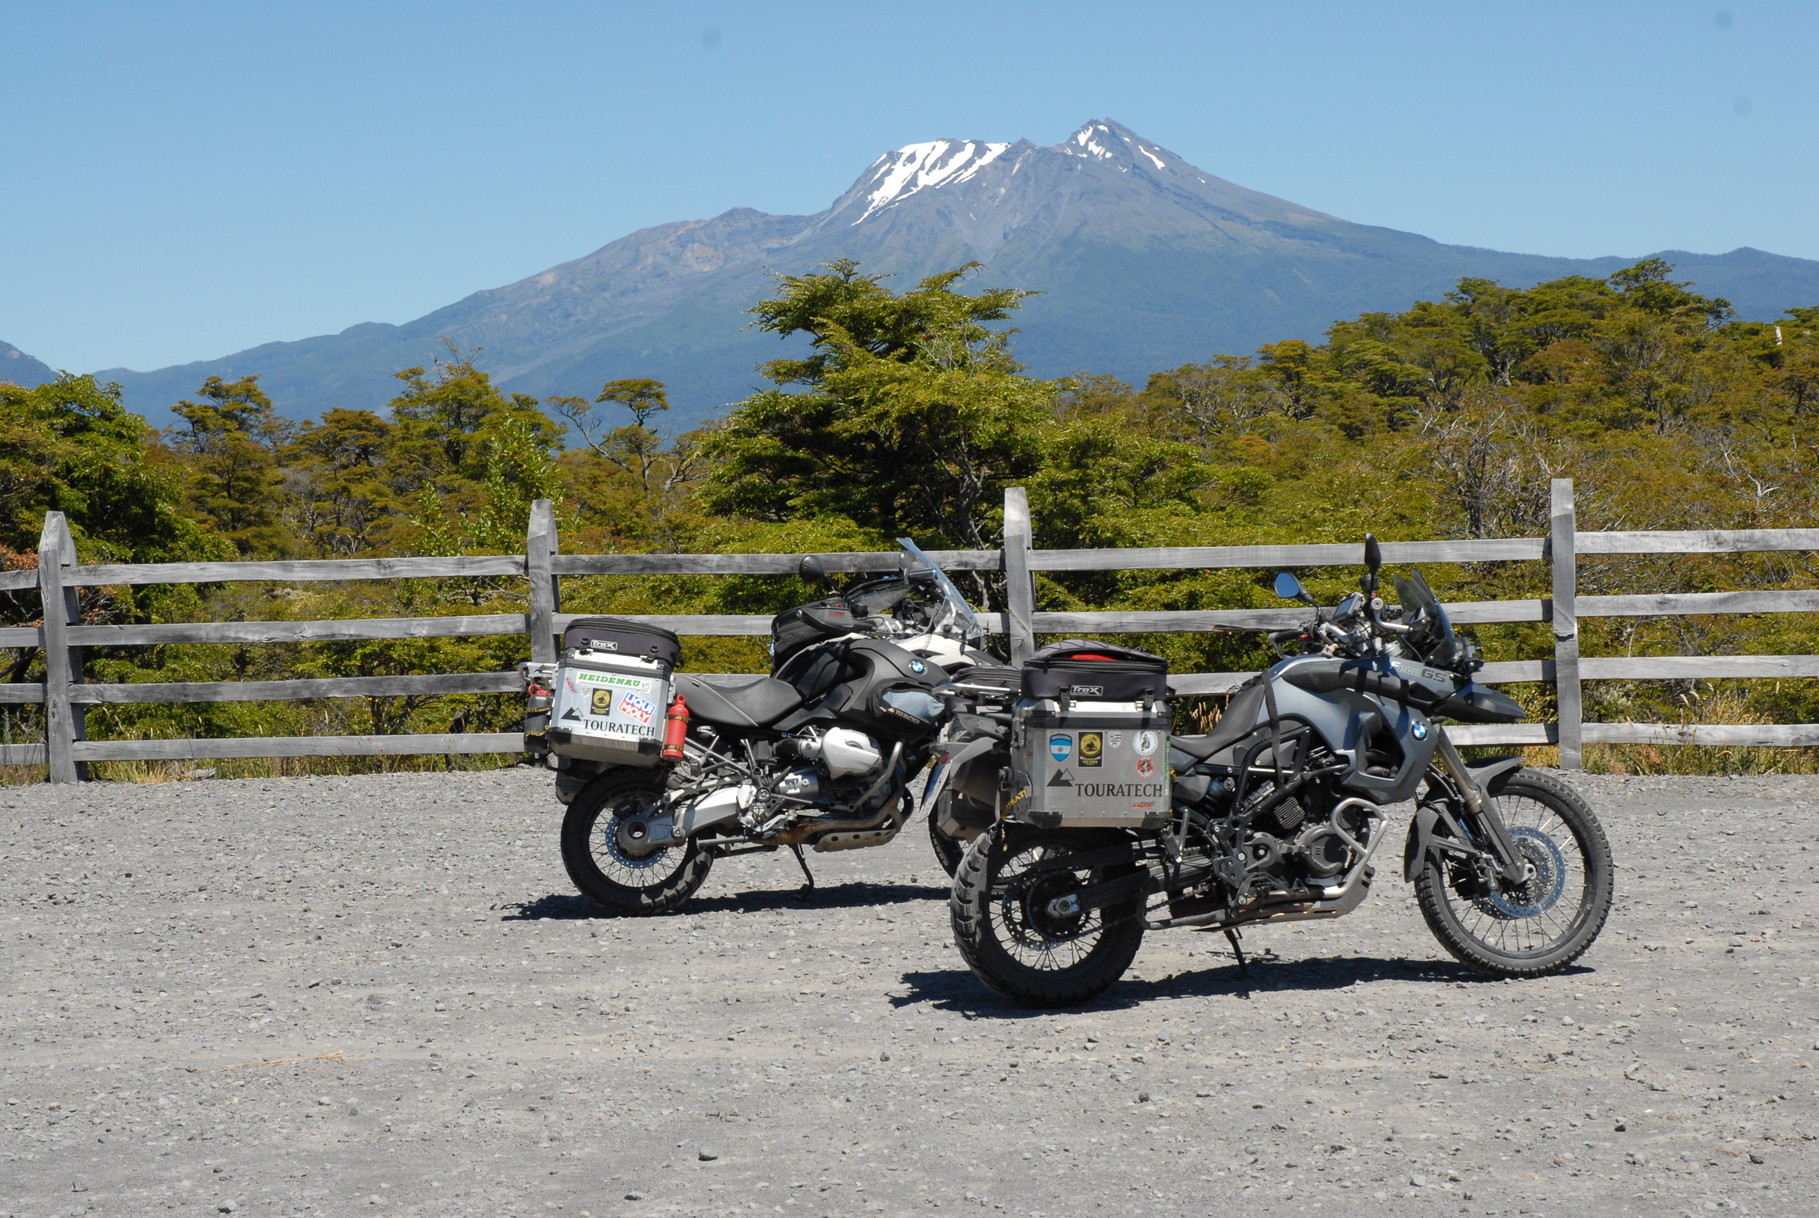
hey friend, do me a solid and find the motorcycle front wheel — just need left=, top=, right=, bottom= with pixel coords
left=1415, top=771, right=1613, bottom=977
left=927, top=803, right=967, bottom=877
left=560, top=770, right=713, bottom=915
left=950, top=825, right=1145, bottom=1008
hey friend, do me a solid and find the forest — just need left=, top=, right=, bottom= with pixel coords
left=4, top=256, right=1818, bottom=779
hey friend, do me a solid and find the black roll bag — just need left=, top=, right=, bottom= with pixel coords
left=1020, top=638, right=1169, bottom=703
left=563, top=616, right=683, bottom=671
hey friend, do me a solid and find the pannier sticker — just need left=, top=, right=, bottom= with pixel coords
left=560, top=707, right=581, bottom=721
left=1136, top=730, right=1159, bottom=757
left=1137, top=756, right=1156, bottom=777
left=1046, top=770, right=1073, bottom=787
left=589, top=689, right=614, bottom=715
left=1079, top=732, right=1103, bottom=767
left=618, top=693, right=657, bottom=726
left=1108, top=731, right=1124, bottom=748
left=1049, top=734, right=1073, bottom=763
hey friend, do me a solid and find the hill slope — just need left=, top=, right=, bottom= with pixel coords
left=1, top=340, right=57, bottom=388
left=101, top=119, right=1819, bottom=428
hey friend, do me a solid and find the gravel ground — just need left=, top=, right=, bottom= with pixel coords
left=3, top=767, right=1816, bottom=1218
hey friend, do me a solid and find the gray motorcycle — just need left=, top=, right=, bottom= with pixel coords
left=935, top=536, right=1614, bottom=1007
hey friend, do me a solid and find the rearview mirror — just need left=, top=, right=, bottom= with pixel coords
left=797, top=554, right=833, bottom=591
left=1274, top=571, right=1315, bottom=606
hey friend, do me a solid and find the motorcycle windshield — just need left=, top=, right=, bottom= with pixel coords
left=897, top=537, right=987, bottom=649
left=1392, top=567, right=1460, bottom=667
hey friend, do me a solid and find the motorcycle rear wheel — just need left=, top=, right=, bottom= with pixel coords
left=1415, top=771, right=1613, bottom=977
left=950, top=825, right=1145, bottom=1008
left=561, top=770, right=713, bottom=915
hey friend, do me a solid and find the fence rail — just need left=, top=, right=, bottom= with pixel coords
left=3, top=479, right=1817, bottom=781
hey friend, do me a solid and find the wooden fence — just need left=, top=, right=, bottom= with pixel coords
left=3, top=480, right=1817, bottom=782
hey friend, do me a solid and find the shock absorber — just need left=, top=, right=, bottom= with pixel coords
left=661, top=693, right=690, bottom=761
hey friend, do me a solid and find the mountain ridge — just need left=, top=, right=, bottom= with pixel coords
left=2, top=340, right=57, bottom=389
left=95, top=119, right=1819, bottom=429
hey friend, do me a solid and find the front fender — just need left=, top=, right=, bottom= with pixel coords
left=1466, top=755, right=1525, bottom=796
left=1402, top=756, right=1526, bottom=882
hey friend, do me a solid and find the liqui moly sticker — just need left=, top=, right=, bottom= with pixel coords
left=618, top=693, right=656, bottom=725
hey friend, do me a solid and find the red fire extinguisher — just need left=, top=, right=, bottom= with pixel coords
left=661, top=694, right=689, bottom=761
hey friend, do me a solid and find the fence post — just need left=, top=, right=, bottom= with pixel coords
left=526, top=499, right=560, bottom=664
left=1002, top=487, right=1036, bottom=664
left=1549, top=478, right=1583, bottom=770
left=37, top=512, right=85, bottom=783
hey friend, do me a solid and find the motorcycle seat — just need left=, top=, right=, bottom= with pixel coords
left=1170, top=680, right=1268, bottom=762
left=674, top=673, right=804, bottom=728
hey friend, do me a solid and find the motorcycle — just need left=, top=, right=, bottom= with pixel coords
left=935, top=535, right=1615, bottom=1007
left=523, top=540, right=1001, bottom=914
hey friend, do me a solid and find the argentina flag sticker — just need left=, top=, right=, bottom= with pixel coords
left=1049, top=734, right=1073, bottom=763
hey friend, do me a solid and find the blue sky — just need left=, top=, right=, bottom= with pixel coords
left=3, top=0, right=1815, bottom=374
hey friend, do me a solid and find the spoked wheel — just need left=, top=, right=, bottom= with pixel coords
left=560, top=770, right=713, bottom=915
left=950, top=825, right=1145, bottom=1007
left=1416, top=771, right=1613, bottom=977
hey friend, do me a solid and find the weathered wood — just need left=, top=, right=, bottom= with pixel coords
left=0, top=626, right=41, bottom=647
left=1581, top=722, right=1819, bottom=748
left=1028, top=599, right=1548, bottom=634
left=1577, top=528, right=1819, bottom=556
left=1028, top=537, right=1546, bottom=572
left=550, top=549, right=1002, bottom=576
left=527, top=499, right=560, bottom=665
left=0, top=569, right=37, bottom=593
left=0, top=743, right=49, bottom=765
left=1579, top=655, right=1819, bottom=680
left=1476, top=660, right=1554, bottom=684
left=1550, top=479, right=1583, bottom=770
left=1165, top=673, right=1254, bottom=696
left=0, top=683, right=47, bottom=704
left=1579, top=589, right=1819, bottom=618
left=69, top=732, right=528, bottom=761
left=66, top=614, right=530, bottom=647
left=37, top=514, right=79, bottom=783
left=70, top=672, right=522, bottom=704
left=1002, top=487, right=1037, bottom=664
left=550, top=613, right=776, bottom=637
left=1446, top=723, right=1557, bottom=747
left=64, top=554, right=527, bottom=588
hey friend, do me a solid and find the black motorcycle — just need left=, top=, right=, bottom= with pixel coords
left=526, top=540, right=999, bottom=914
left=936, top=536, right=1615, bottom=1006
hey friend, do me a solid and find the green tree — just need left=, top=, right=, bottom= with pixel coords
left=167, top=374, right=293, bottom=556
left=0, top=373, right=206, bottom=562
left=384, top=343, right=564, bottom=499
left=282, top=408, right=395, bottom=556
left=701, top=260, right=1054, bottom=547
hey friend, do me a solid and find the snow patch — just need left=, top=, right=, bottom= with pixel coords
left=1068, top=123, right=1116, bottom=160
left=1138, top=145, right=1167, bottom=171
left=852, top=139, right=1011, bottom=223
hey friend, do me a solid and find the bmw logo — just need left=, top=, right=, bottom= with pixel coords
left=1412, top=722, right=1429, bottom=741
left=909, top=659, right=926, bottom=674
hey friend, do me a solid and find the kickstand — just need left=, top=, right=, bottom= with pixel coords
left=1223, top=927, right=1250, bottom=978
left=787, top=843, right=816, bottom=897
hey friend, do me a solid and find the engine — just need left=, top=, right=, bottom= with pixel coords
left=1222, top=780, right=1378, bottom=897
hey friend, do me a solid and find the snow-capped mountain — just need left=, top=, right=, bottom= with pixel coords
left=100, top=119, right=1819, bottom=428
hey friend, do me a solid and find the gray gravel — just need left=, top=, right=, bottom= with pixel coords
left=3, top=767, right=1816, bottom=1217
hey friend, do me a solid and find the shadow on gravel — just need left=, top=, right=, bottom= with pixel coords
left=500, top=881, right=950, bottom=921
left=892, top=952, right=1573, bottom=1017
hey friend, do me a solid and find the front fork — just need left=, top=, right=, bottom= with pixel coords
left=1425, top=733, right=1531, bottom=887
